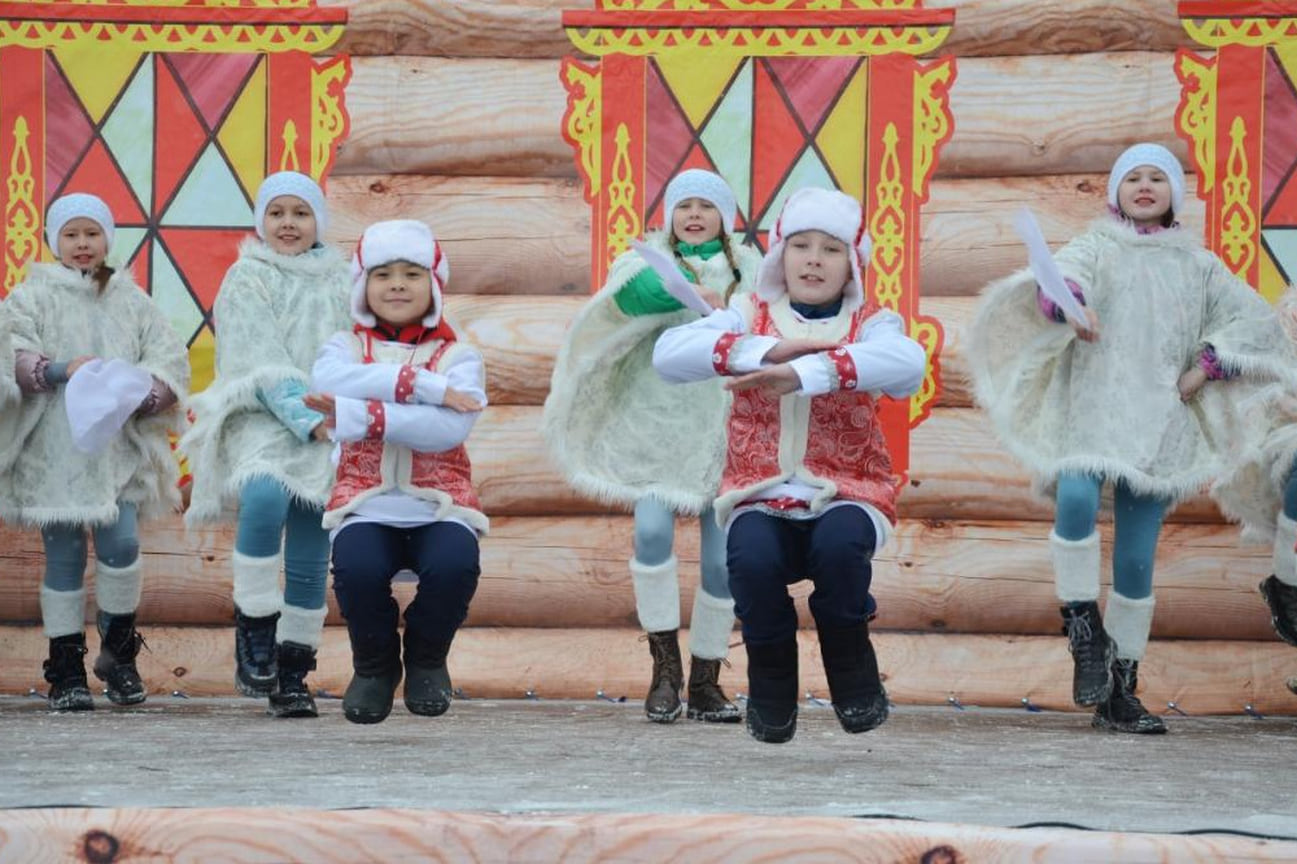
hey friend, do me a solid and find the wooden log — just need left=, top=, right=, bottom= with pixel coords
left=323, top=174, right=1206, bottom=300
left=1, top=807, right=1290, bottom=864
left=0, top=518, right=1279, bottom=640
left=325, top=0, right=1191, bottom=60
left=334, top=53, right=1186, bottom=180
left=1, top=624, right=1294, bottom=713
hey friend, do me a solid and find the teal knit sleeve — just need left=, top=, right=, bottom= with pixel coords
left=256, top=378, right=324, bottom=442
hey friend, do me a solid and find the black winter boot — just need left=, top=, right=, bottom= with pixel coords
left=268, top=641, right=318, bottom=718
left=1060, top=601, right=1115, bottom=706
left=1259, top=575, right=1297, bottom=647
left=234, top=608, right=279, bottom=697
left=644, top=630, right=684, bottom=723
left=44, top=633, right=94, bottom=712
left=818, top=624, right=889, bottom=734
left=93, top=612, right=147, bottom=705
left=342, top=629, right=402, bottom=725
left=686, top=657, right=741, bottom=723
left=1092, top=658, right=1167, bottom=734
left=403, top=630, right=454, bottom=717
left=744, top=639, right=799, bottom=744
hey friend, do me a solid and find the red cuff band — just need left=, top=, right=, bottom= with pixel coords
left=712, top=332, right=740, bottom=375
left=829, top=346, right=858, bottom=391
left=365, top=400, right=386, bottom=440
left=395, top=366, right=417, bottom=404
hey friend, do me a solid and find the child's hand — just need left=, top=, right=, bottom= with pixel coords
left=699, top=290, right=725, bottom=310
left=725, top=364, right=801, bottom=396
left=303, top=393, right=336, bottom=439
left=66, top=355, right=96, bottom=377
left=1070, top=309, right=1100, bottom=342
left=1178, top=366, right=1209, bottom=403
left=443, top=386, right=484, bottom=414
left=763, top=339, right=840, bottom=364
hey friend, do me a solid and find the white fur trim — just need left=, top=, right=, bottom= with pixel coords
left=41, top=586, right=87, bottom=638
left=664, top=169, right=737, bottom=236
left=254, top=171, right=327, bottom=240
left=688, top=590, right=735, bottom=660
left=1104, top=590, right=1156, bottom=661
left=46, top=193, right=114, bottom=254
left=1107, top=143, right=1185, bottom=214
left=231, top=551, right=283, bottom=618
left=94, top=559, right=142, bottom=615
left=631, top=555, right=681, bottom=633
left=1275, top=514, right=1297, bottom=586
left=350, top=219, right=447, bottom=328
left=755, top=187, right=871, bottom=311
left=1051, top=530, right=1101, bottom=603
left=277, top=603, right=328, bottom=648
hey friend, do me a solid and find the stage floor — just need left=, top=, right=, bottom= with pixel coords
left=2, top=696, right=1295, bottom=840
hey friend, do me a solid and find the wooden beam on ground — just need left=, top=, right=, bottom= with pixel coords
left=0, top=518, right=1277, bottom=641
left=0, top=625, right=1294, bottom=714
left=1, top=807, right=1291, bottom=864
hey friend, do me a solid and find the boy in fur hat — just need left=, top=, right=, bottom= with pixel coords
left=543, top=169, right=763, bottom=725
left=1, top=193, right=189, bottom=710
left=180, top=171, right=351, bottom=718
left=308, top=219, right=487, bottom=724
left=971, top=143, right=1296, bottom=734
left=653, top=187, right=926, bottom=744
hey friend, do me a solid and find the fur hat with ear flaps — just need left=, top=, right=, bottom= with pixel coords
left=350, top=219, right=449, bottom=328
left=755, top=187, right=873, bottom=310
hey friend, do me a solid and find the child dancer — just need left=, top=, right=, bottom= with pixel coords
left=653, top=188, right=925, bottom=743
left=180, top=171, right=351, bottom=718
left=0, top=193, right=189, bottom=710
left=544, top=169, right=762, bottom=724
left=308, top=219, right=487, bottom=724
left=970, top=143, right=1294, bottom=734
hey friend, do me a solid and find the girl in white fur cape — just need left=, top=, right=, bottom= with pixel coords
left=542, top=169, right=762, bottom=724
left=179, top=171, right=351, bottom=718
left=1, top=193, right=189, bottom=711
left=970, top=143, right=1296, bottom=734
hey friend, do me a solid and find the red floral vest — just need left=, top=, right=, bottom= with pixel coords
left=716, top=296, right=900, bottom=523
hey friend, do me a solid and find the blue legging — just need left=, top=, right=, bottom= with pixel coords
left=1054, top=473, right=1168, bottom=600
left=234, top=476, right=329, bottom=610
left=633, top=497, right=729, bottom=599
left=1283, top=457, right=1297, bottom=520
left=41, top=502, right=140, bottom=591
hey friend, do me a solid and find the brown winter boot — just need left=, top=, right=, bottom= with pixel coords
left=686, top=657, right=740, bottom=723
left=644, top=630, right=684, bottom=723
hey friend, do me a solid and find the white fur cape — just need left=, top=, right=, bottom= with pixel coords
left=0, top=308, right=16, bottom=408
left=970, top=217, right=1296, bottom=504
left=180, top=240, right=351, bottom=524
left=542, top=232, right=762, bottom=515
left=0, top=264, right=190, bottom=526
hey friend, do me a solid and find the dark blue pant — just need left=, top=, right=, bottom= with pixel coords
left=331, top=521, right=480, bottom=660
left=726, top=507, right=878, bottom=646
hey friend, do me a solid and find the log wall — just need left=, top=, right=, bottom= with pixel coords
left=3, top=0, right=1292, bottom=711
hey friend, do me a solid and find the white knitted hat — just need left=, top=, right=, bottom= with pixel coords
left=254, top=171, right=328, bottom=241
left=45, top=193, right=114, bottom=254
left=1107, top=143, right=1185, bottom=214
left=663, top=169, right=737, bottom=236
left=755, top=187, right=872, bottom=310
left=350, top=219, right=448, bottom=328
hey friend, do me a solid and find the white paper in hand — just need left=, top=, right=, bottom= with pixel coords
left=1012, top=207, right=1089, bottom=329
left=629, top=239, right=715, bottom=316
left=64, top=358, right=153, bottom=454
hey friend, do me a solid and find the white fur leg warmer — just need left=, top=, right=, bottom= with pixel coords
left=232, top=551, right=283, bottom=618
left=1105, top=591, right=1156, bottom=661
left=1051, top=531, right=1101, bottom=603
left=41, top=586, right=86, bottom=638
left=277, top=603, right=328, bottom=649
left=631, top=555, right=681, bottom=633
left=687, top=590, right=735, bottom=661
left=1274, top=514, right=1297, bottom=587
left=95, top=559, right=142, bottom=616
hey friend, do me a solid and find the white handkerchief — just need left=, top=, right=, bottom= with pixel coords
left=64, top=358, right=153, bottom=453
left=629, top=239, right=716, bottom=316
left=1012, top=207, right=1089, bottom=328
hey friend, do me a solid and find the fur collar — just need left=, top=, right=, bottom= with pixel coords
left=1088, top=216, right=1203, bottom=250
left=238, top=237, right=348, bottom=275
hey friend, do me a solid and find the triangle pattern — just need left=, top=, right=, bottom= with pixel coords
left=162, top=144, right=255, bottom=228
left=159, top=228, right=247, bottom=310
left=1260, top=242, right=1287, bottom=304
left=110, top=227, right=149, bottom=272
left=133, top=238, right=152, bottom=288
left=44, top=55, right=95, bottom=198
left=653, top=51, right=743, bottom=130
left=751, top=61, right=806, bottom=227
left=646, top=62, right=698, bottom=219
left=700, top=61, right=754, bottom=226
left=153, top=60, right=212, bottom=215
left=188, top=326, right=217, bottom=393
left=101, top=60, right=155, bottom=220
left=1264, top=46, right=1297, bottom=219
left=63, top=139, right=147, bottom=224
left=816, top=64, right=869, bottom=201
left=217, top=59, right=267, bottom=203
left=1261, top=227, right=1297, bottom=286
left=766, top=57, right=859, bottom=136
left=51, top=46, right=144, bottom=126
left=759, top=148, right=836, bottom=231
left=151, top=241, right=206, bottom=345
left=167, top=54, right=260, bottom=134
